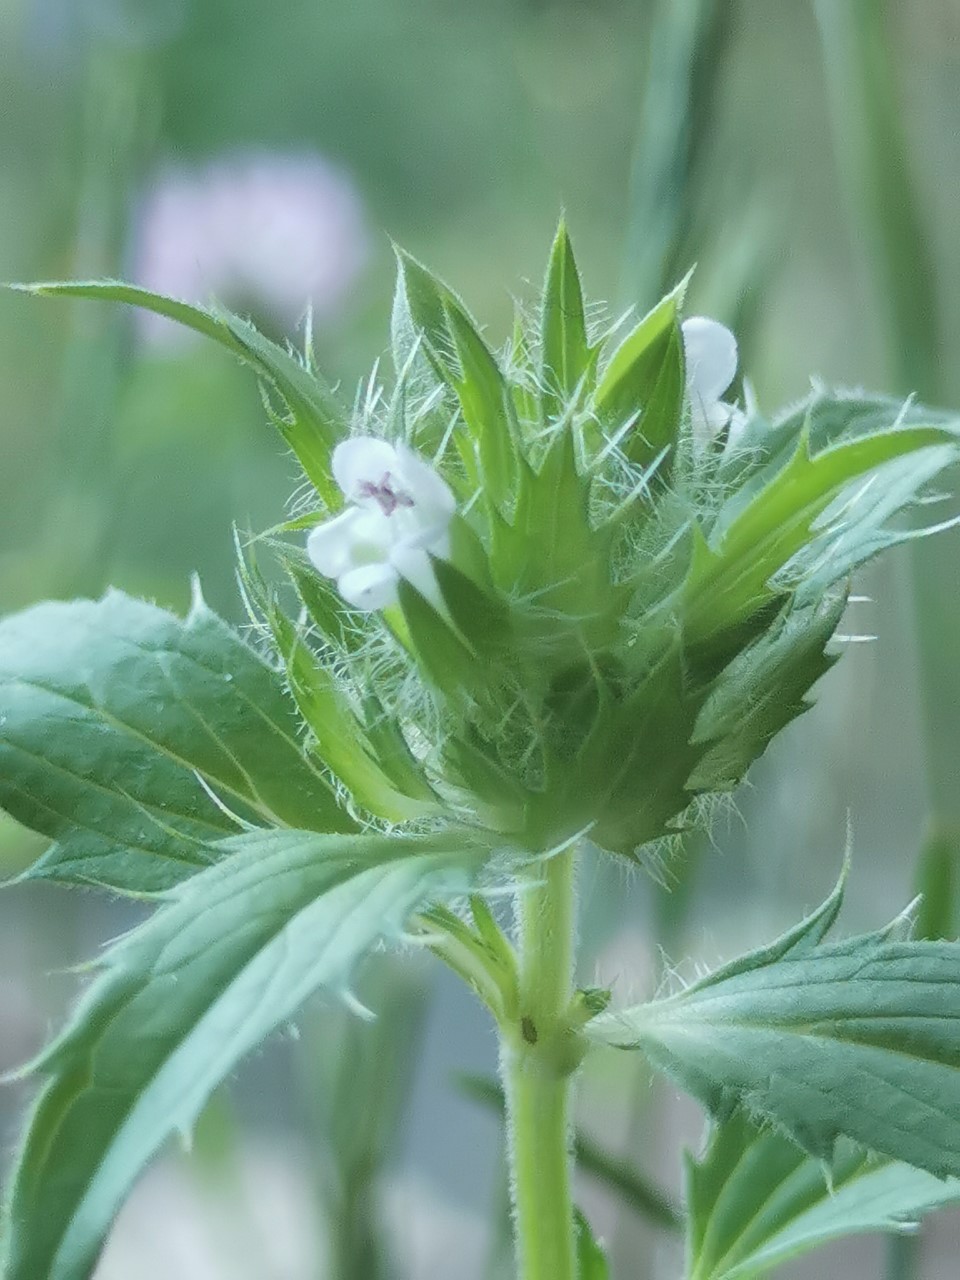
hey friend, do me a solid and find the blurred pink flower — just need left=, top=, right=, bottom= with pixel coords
left=131, top=149, right=370, bottom=346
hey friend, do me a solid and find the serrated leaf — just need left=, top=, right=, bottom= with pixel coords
left=0, top=590, right=351, bottom=891
left=686, top=1113, right=960, bottom=1280
left=1, top=826, right=484, bottom=1280
left=13, top=282, right=347, bottom=505
left=689, top=594, right=845, bottom=791
left=541, top=221, right=590, bottom=421
left=721, top=393, right=957, bottom=484
left=588, top=884, right=960, bottom=1178
left=685, top=422, right=960, bottom=643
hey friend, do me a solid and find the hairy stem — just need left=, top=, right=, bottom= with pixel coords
left=500, top=847, right=579, bottom=1280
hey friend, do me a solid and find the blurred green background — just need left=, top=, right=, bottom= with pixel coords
left=1, top=1, right=959, bottom=1277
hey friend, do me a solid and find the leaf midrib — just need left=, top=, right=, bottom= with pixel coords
left=23, top=853, right=429, bottom=1278
left=1, top=673, right=288, bottom=829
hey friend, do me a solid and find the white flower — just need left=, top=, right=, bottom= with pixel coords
left=307, top=437, right=456, bottom=612
left=681, top=315, right=746, bottom=448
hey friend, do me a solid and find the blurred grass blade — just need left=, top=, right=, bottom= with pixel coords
left=914, top=827, right=959, bottom=942
left=814, top=40, right=960, bottom=1280
left=814, top=0, right=939, bottom=399
left=299, top=956, right=430, bottom=1280
left=621, top=0, right=729, bottom=305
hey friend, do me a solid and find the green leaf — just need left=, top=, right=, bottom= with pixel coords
left=685, top=422, right=960, bottom=644
left=396, top=576, right=484, bottom=708
left=593, top=277, right=688, bottom=466
left=491, top=431, right=615, bottom=641
left=0, top=589, right=351, bottom=891
left=393, top=250, right=460, bottom=377
left=728, top=393, right=958, bottom=480
left=588, top=881, right=960, bottom=1179
left=394, top=251, right=518, bottom=509
left=282, top=549, right=368, bottom=654
left=12, top=282, right=347, bottom=505
left=541, top=221, right=590, bottom=421
left=686, top=1113, right=960, bottom=1280
left=445, top=301, right=520, bottom=507
left=574, top=1208, right=610, bottom=1279
left=262, top=598, right=437, bottom=823
left=689, top=594, right=845, bottom=791
left=433, top=557, right=512, bottom=655
left=1, top=826, right=484, bottom=1280
left=582, top=639, right=702, bottom=856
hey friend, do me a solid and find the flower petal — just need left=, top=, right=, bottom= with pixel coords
left=337, top=562, right=399, bottom=611
left=682, top=316, right=738, bottom=405
left=306, top=507, right=367, bottom=578
left=332, top=436, right=398, bottom=502
left=391, top=514, right=452, bottom=556
left=390, top=544, right=445, bottom=611
left=394, top=442, right=456, bottom=519
left=343, top=507, right=394, bottom=562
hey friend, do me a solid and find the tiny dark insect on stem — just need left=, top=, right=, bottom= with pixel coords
left=521, top=1015, right=538, bottom=1044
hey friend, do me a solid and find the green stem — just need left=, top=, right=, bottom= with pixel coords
left=500, top=848, right=579, bottom=1280
left=885, top=1234, right=918, bottom=1280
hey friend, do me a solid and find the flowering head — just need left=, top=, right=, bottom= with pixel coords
left=239, top=221, right=960, bottom=862
left=50, top=221, right=951, bottom=864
